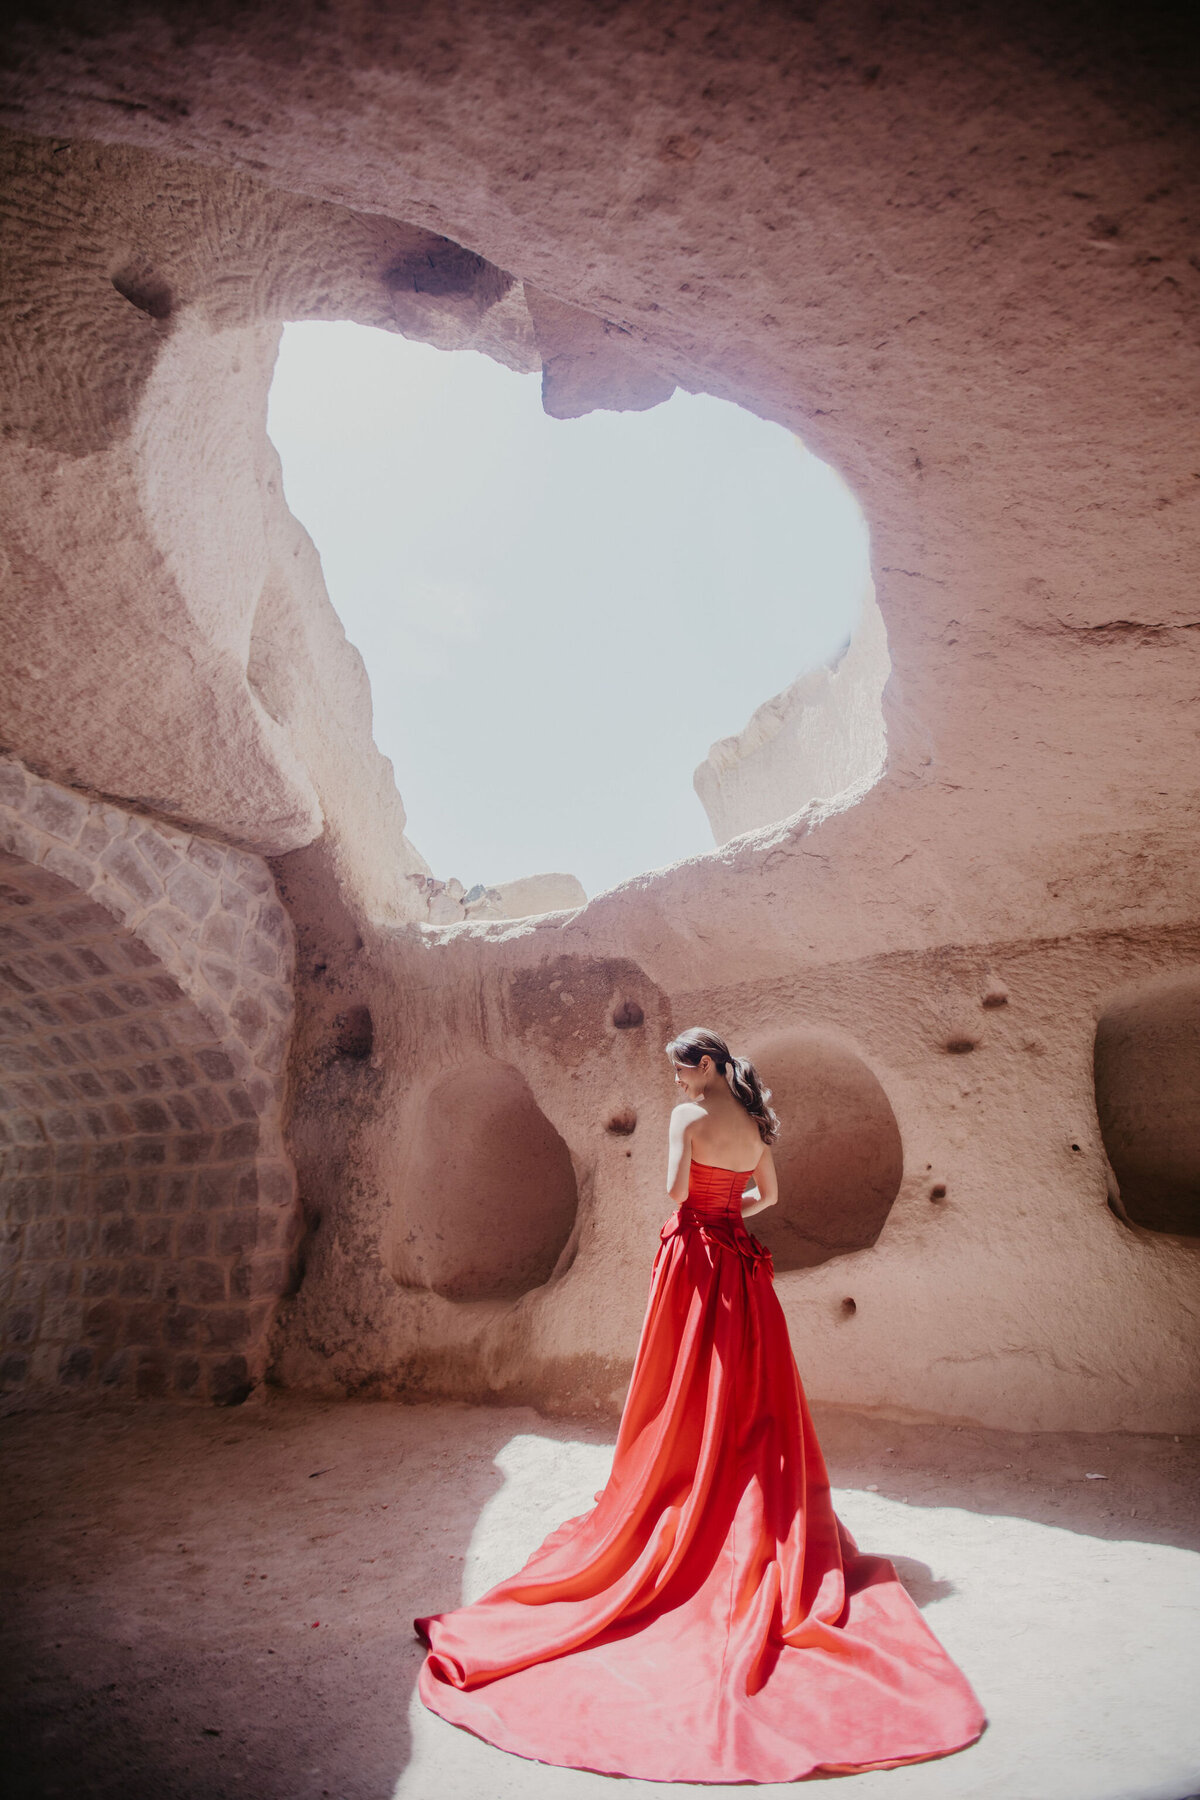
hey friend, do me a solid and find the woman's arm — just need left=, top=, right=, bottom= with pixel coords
left=740, top=1145, right=779, bottom=1218
left=665, top=1102, right=704, bottom=1204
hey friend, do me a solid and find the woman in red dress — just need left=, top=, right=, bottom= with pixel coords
left=414, top=1027, right=987, bottom=1783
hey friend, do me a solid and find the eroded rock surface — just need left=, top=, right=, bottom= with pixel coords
left=0, top=2, right=1197, bottom=1430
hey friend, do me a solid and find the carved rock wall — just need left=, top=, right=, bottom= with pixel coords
left=0, top=2, right=1196, bottom=1429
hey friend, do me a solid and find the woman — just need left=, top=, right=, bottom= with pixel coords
left=414, top=1027, right=987, bottom=1782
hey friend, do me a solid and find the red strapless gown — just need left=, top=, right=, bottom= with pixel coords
left=414, top=1159, right=987, bottom=1782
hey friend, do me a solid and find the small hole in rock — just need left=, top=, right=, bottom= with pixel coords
left=1070, top=1143, right=1081, bottom=1153
left=334, top=1005, right=373, bottom=1060
left=612, top=999, right=644, bottom=1030
left=112, top=268, right=174, bottom=320
left=981, top=988, right=1009, bottom=1008
left=841, top=1296, right=857, bottom=1316
left=606, top=1107, right=637, bottom=1136
left=929, top=1183, right=947, bottom=1201
left=944, top=1036, right=977, bottom=1054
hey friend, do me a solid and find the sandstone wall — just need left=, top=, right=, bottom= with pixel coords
left=0, top=1, right=1196, bottom=1429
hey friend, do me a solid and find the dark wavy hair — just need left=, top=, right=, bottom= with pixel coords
left=664, top=1027, right=780, bottom=1145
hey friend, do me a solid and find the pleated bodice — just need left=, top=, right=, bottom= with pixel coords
left=665, top=1156, right=773, bottom=1275
left=683, top=1155, right=756, bottom=1214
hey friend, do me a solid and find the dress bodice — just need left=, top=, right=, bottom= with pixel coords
left=684, top=1157, right=756, bottom=1215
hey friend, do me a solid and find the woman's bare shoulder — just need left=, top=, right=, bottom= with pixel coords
left=670, top=1101, right=706, bottom=1124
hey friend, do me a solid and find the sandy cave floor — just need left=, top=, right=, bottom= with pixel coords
left=1, top=1393, right=1198, bottom=1800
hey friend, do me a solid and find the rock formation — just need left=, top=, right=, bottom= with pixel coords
left=0, top=0, right=1197, bottom=1432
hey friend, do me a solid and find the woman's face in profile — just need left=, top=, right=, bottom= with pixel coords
left=672, top=1058, right=707, bottom=1100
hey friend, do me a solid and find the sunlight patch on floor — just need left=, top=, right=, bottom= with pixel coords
left=397, top=1431, right=1200, bottom=1800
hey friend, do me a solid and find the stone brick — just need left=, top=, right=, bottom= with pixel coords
left=26, top=1219, right=66, bottom=1260
left=65, top=1218, right=95, bottom=1256
left=4, top=1306, right=36, bottom=1344
left=118, top=1260, right=155, bottom=1298
left=69, top=1070, right=106, bottom=1099
left=175, top=1133, right=215, bottom=1167
left=0, top=1351, right=29, bottom=1385
left=99, top=838, right=161, bottom=907
left=95, top=1142, right=127, bottom=1173
left=122, top=1022, right=160, bottom=1056
left=163, top=1054, right=194, bottom=1087
left=222, top=1084, right=257, bottom=1122
left=100, top=1216, right=136, bottom=1256
left=46, top=1107, right=81, bottom=1139
left=40, top=1300, right=83, bottom=1341
left=164, top=1304, right=202, bottom=1348
left=58, top=1345, right=94, bottom=1385
left=166, top=1092, right=200, bottom=1130
left=207, top=1353, right=252, bottom=1406
left=139, top=1217, right=171, bottom=1258
left=108, top=1067, right=137, bottom=1096
left=43, top=1262, right=77, bottom=1299
left=200, top=910, right=241, bottom=958
left=186, top=838, right=226, bottom=879
left=161, top=1172, right=194, bottom=1211
left=131, top=1098, right=171, bottom=1133
left=255, top=901, right=289, bottom=945
left=95, top=1174, right=131, bottom=1211
left=147, top=975, right=182, bottom=1007
left=135, top=829, right=182, bottom=880
left=260, top=981, right=293, bottom=1021
left=229, top=991, right=268, bottom=1047
left=219, top=1122, right=259, bottom=1160
left=216, top=1212, right=259, bottom=1257
left=202, top=1307, right=251, bottom=1350
left=43, top=948, right=84, bottom=984
left=195, top=1048, right=235, bottom=1082
left=82, top=1264, right=118, bottom=1298
left=114, top=981, right=151, bottom=1011
left=200, top=957, right=237, bottom=1002
left=0, top=817, right=45, bottom=862
left=103, top=1103, right=134, bottom=1135
left=76, top=946, right=115, bottom=979
left=125, top=1301, right=165, bottom=1343
left=166, top=863, right=216, bottom=924
left=90, top=989, right=123, bottom=1020
left=77, top=813, right=113, bottom=857
left=83, top=1298, right=121, bottom=1340
left=193, top=1086, right=232, bottom=1127
left=180, top=1261, right=225, bottom=1304
left=119, top=933, right=157, bottom=972
left=135, top=1061, right=167, bottom=1092
left=135, top=1350, right=169, bottom=1398
left=99, top=1348, right=131, bottom=1388
left=241, top=931, right=280, bottom=979
left=173, top=1354, right=201, bottom=1395
left=130, top=1138, right=168, bottom=1167
left=230, top=1253, right=288, bottom=1300
left=175, top=1215, right=209, bottom=1258
left=196, top=1166, right=241, bottom=1210
left=42, top=843, right=95, bottom=893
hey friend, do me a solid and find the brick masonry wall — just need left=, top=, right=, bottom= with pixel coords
left=0, top=757, right=300, bottom=1403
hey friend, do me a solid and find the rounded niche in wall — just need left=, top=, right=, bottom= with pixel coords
left=1094, top=970, right=1200, bottom=1237
left=744, top=1030, right=903, bottom=1272
left=392, top=1057, right=578, bottom=1302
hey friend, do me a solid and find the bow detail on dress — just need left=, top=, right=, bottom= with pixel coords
left=659, top=1204, right=775, bottom=1279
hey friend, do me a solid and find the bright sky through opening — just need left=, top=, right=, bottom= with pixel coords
left=267, top=322, right=870, bottom=899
